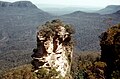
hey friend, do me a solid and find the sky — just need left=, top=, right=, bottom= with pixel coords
left=1, top=0, right=120, bottom=8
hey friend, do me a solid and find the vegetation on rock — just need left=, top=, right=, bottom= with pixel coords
left=32, top=19, right=74, bottom=78
left=100, top=23, right=120, bottom=79
left=71, top=23, right=120, bottom=79
left=1, top=20, right=120, bottom=79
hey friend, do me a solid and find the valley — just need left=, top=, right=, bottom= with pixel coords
left=0, top=1, right=120, bottom=75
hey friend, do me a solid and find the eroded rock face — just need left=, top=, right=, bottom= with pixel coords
left=100, top=24, right=120, bottom=79
left=31, top=19, right=74, bottom=78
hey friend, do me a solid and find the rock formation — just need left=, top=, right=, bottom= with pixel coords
left=31, top=19, right=74, bottom=78
left=100, top=24, right=120, bottom=79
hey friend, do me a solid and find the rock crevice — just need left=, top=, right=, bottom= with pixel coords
left=31, top=19, right=74, bottom=78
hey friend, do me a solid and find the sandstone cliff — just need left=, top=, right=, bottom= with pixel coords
left=31, top=19, right=74, bottom=78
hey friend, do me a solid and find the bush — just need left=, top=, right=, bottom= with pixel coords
left=35, top=67, right=60, bottom=79
left=0, top=64, right=36, bottom=79
left=71, top=51, right=101, bottom=79
left=100, top=23, right=120, bottom=79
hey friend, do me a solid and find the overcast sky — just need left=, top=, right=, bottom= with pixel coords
left=1, top=0, right=120, bottom=8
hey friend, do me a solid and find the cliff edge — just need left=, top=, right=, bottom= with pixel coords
left=100, top=24, right=120, bottom=79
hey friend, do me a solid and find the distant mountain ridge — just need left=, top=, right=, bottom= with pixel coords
left=64, top=11, right=100, bottom=17
left=0, top=1, right=52, bottom=52
left=0, top=1, right=37, bottom=8
left=96, top=5, right=120, bottom=14
left=114, top=10, right=120, bottom=15
left=0, top=0, right=120, bottom=74
left=0, top=1, right=52, bottom=16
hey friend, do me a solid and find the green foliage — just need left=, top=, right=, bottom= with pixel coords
left=0, top=65, right=65, bottom=79
left=85, top=61, right=106, bottom=79
left=73, top=23, right=120, bottom=79
left=37, top=19, right=75, bottom=38
left=0, top=64, right=36, bottom=79
left=36, top=67, right=48, bottom=79
left=35, top=67, right=60, bottom=79
left=111, top=70, right=120, bottom=79
left=100, top=23, right=120, bottom=78
left=64, top=24, right=75, bottom=34
left=71, top=51, right=101, bottom=79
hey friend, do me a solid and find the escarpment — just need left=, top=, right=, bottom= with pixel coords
left=100, top=24, right=120, bottom=79
left=31, top=19, right=74, bottom=78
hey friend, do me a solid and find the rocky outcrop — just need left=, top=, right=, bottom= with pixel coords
left=100, top=24, right=120, bottom=79
left=31, top=19, right=74, bottom=78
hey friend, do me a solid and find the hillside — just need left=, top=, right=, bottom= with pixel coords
left=96, top=5, right=120, bottom=14
left=0, top=1, right=52, bottom=52
left=0, top=1, right=120, bottom=75
left=60, top=10, right=120, bottom=51
left=0, top=1, right=37, bottom=8
left=1, top=22, right=120, bottom=79
left=0, top=1, right=53, bottom=73
left=113, top=10, right=120, bottom=16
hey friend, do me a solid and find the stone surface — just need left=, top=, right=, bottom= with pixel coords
left=31, top=19, right=74, bottom=78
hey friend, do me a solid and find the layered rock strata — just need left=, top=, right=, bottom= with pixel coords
left=31, top=19, right=74, bottom=78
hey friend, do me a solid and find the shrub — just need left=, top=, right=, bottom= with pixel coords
left=35, top=67, right=60, bottom=79
left=0, top=64, right=36, bottom=79
left=100, top=23, right=120, bottom=79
